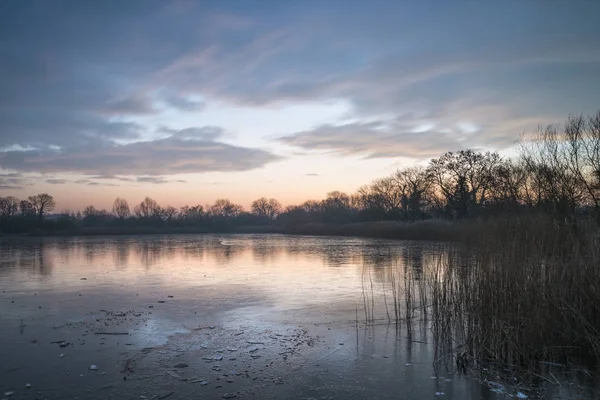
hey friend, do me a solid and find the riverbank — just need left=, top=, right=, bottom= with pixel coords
left=2, top=219, right=468, bottom=242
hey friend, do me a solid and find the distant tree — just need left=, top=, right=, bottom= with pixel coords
left=209, top=199, right=243, bottom=218
left=179, top=205, right=204, bottom=221
left=134, top=197, right=161, bottom=218
left=19, top=200, right=35, bottom=217
left=112, top=197, right=130, bottom=219
left=28, top=193, right=56, bottom=220
left=322, top=191, right=351, bottom=209
left=488, top=161, right=528, bottom=212
left=301, top=200, right=322, bottom=213
left=366, top=177, right=403, bottom=217
left=161, top=205, right=177, bottom=222
left=394, top=167, right=431, bottom=220
left=427, top=150, right=501, bottom=218
left=0, top=196, right=20, bottom=218
left=82, top=205, right=110, bottom=225
left=82, top=205, right=98, bottom=218
left=519, top=122, right=585, bottom=221
left=251, top=197, right=282, bottom=219
left=320, top=191, right=354, bottom=223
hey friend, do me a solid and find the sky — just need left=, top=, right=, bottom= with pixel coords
left=1, top=0, right=599, bottom=211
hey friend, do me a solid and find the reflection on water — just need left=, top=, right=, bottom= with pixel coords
left=0, top=234, right=442, bottom=328
left=0, top=234, right=436, bottom=287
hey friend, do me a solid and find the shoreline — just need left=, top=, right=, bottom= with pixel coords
left=0, top=220, right=462, bottom=242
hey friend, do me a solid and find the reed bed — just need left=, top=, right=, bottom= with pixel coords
left=362, top=216, right=600, bottom=373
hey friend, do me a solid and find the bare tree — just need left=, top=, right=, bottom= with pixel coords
left=209, top=199, right=243, bottom=218
left=427, top=150, right=501, bottom=217
left=300, top=200, right=322, bottom=213
left=565, top=113, right=600, bottom=222
left=134, top=197, right=161, bottom=218
left=0, top=196, right=20, bottom=218
left=162, top=205, right=177, bottom=222
left=320, top=191, right=354, bottom=223
left=322, top=191, right=351, bottom=210
left=251, top=197, right=282, bottom=219
left=28, top=193, right=56, bottom=220
left=112, top=197, right=130, bottom=219
left=519, top=123, right=585, bottom=221
left=180, top=205, right=204, bottom=221
left=489, top=160, right=528, bottom=210
left=369, top=177, right=404, bottom=216
left=394, top=166, right=432, bottom=220
left=19, top=200, right=35, bottom=217
left=83, top=205, right=98, bottom=218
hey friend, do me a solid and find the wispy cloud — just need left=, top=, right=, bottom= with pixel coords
left=74, top=179, right=119, bottom=187
left=0, top=172, right=25, bottom=189
left=1, top=0, right=599, bottom=182
left=0, top=126, right=281, bottom=175
left=136, top=176, right=168, bottom=184
left=135, top=176, right=186, bottom=184
left=46, top=179, right=68, bottom=185
left=279, top=121, right=465, bottom=159
left=87, top=175, right=134, bottom=182
left=161, top=92, right=205, bottom=112
left=99, top=94, right=158, bottom=116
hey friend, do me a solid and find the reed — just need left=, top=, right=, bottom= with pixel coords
left=361, top=215, right=600, bottom=373
left=431, top=216, right=600, bottom=369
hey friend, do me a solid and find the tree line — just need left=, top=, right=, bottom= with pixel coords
left=1, top=112, right=599, bottom=234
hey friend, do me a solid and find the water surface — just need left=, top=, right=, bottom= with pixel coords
left=0, top=234, right=594, bottom=399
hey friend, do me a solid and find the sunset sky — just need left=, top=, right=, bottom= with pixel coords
left=1, top=0, right=599, bottom=211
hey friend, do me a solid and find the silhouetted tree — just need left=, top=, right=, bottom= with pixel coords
left=161, top=205, right=177, bottom=222
left=519, top=123, right=584, bottom=221
left=134, top=197, right=161, bottom=219
left=83, top=205, right=97, bottom=218
left=427, top=150, right=500, bottom=218
left=251, top=197, right=282, bottom=219
left=19, top=200, right=35, bottom=217
left=394, top=167, right=432, bottom=220
left=321, top=191, right=354, bottom=223
left=179, top=205, right=204, bottom=222
left=82, top=205, right=110, bottom=226
left=488, top=161, right=528, bottom=213
left=209, top=199, right=243, bottom=218
left=28, top=193, right=56, bottom=220
left=0, top=196, right=20, bottom=218
left=112, top=197, right=130, bottom=219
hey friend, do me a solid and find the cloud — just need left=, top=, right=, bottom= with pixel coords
left=99, top=94, right=158, bottom=115
left=161, top=93, right=205, bottom=112
left=135, top=176, right=186, bottom=184
left=46, top=179, right=68, bottom=185
left=41, top=178, right=120, bottom=187
left=0, top=172, right=26, bottom=189
left=136, top=176, right=168, bottom=184
left=280, top=121, right=469, bottom=159
left=1, top=0, right=599, bottom=169
left=167, top=126, right=224, bottom=141
left=72, top=179, right=118, bottom=187
left=86, top=182, right=119, bottom=187
left=87, top=175, right=134, bottom=182
left=305, top=173, right=319, bottom=177
left=0, top=127, right=281, bottom=175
